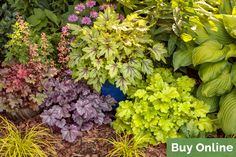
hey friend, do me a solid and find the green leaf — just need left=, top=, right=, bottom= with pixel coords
left=141, top=59, right=153, bottom=75
left=44, top=9, right=59, bottom=26
left=201, top=70, right=233, bottom=97
left=231, top=63, right=236, bottom=86
left=116, top=76, right=130, bottom=93
left=192, top=40, right=227, bottom=66
left=223, top=15, right=236, bottom=38
left=196, top=85, right=219, bottom=113
left=149, top=43, right=168, bottom=63
left=225, top=44, right=236, bottom=59
left=218, top=89, right=236, bottom=135
left=27, top=15, right=41, bottom=26
left=105, top=62, right=120, bottom=78
left=173, top=48, right=193, bottom=71
left=198, top=60, right=231, bottom=83
left=168, top=34, right=177, bottom=55
left=33, top=8, right=46, bottom=20
left=121, top=63, right=142, bottom=83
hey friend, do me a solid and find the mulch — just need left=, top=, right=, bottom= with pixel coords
left=16, top=116, right=167, bottom=157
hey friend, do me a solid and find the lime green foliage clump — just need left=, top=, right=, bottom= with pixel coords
left=113, top=68, right=215, bottom=144
left=0, top=116, right=57, bottom=157
left=69, top=8, right=168, bottom=92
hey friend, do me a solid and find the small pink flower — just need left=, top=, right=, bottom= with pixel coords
left=118, top=14, right=125, bottom=21
left=61, top=25, right=69, bottom=33
left=86, top=0, right=96, bottom=8
left=99, top=3, right=110, bottom=10
left=68, top=14, right=79, bottom=22
left=81, top=16, right=92, bottom=25
left=90, top=11, right=99, bottom=18
left=75, top=3, right=86, bottom=12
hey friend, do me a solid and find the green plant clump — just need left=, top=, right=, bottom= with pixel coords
left=171, top=0, right=236, bottom=134
left=113, top=68, right=215, bottom=144
left=69, top=8, right=168, bottom=92
left=0, top=116, right=57, bottom=157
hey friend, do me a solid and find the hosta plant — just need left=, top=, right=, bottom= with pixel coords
left=113, top=68, right=215, bottom=145
left=171, top=0, right=236, bottom=134
left=0, top=116, right=57, bottom=157
left=69, top=7, right=168, bottom=93
left=40, top=72, right=116, bottom=143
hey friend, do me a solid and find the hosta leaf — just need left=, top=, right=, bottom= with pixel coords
left=231, top=63, right=236, bottom=86
left=199, top=60, right=231, bottom=83
left=201, top=70, right=233, bottom=97
left=173, top=48, right=193, bottom=71
left=196, top=85, right=219, bottom=113
left=218, top=89, right=236, bottom=135
left=225, top=44, right=236, bottom=59
left=192, top=40, right=227, bottom=66
left=223, top=15, right=236, bottom=38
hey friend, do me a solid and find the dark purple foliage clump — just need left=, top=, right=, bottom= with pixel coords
left=40, top=73, right=116, bottom=142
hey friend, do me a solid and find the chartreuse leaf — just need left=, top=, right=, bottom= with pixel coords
left=173, top=47, right=193, bottom=70
left=218, top=89, right=236, bottom=135
left=196, top=85, right=220, bottom=113
left=223, top=15, right=236, bottom=38
left=113, top=68, right=215, bottom=145
left=192, top=40, right=227, bottom=66
left=231, top=63, right=236, bottom=86
left=199, top=60, right=231, bottom=83
left=225, top=44, right=236, bottom=59
left=201, top=69, right=233, bottom=97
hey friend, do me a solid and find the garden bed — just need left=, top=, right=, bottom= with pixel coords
left=16, top=116, right=167, bottom=157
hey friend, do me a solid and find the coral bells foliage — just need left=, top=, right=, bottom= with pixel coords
left=40, top=73, right=116, bottom=143
left=0, top=18, right=57, bottom=113
left=68, top=0, right=117, bottom=26
left=69, top=8, right=168, bottom=93
left=113, top=68, right=215, bottom=145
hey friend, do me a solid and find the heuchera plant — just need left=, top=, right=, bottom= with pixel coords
left=69, top=8, right=168, bottom=93
left=113, top=68, right=215, bottom=145
left=0, top=17, right=57, bottom=114
left=40, top=72, right=116, bottom=143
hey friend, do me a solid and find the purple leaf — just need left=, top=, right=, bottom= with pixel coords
left=40, top=110, right=57, bottom=126
left=81, top=122, right=93, bottom=131
left=55, top=119, right=66, bottom=128
left=61, top=125, right=82, bottom=143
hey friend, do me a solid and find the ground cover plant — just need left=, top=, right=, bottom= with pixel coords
left=40, top=72, right=116, bottom=142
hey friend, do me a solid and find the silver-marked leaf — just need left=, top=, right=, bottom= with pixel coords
left=116, top=76, right=130, bottom=93
left=105, top=62, right=120, bottom=78
left=61, top=125, right=81, bottom=143
left=121, top=63, right=142, bottom=83
left=149, top=43, right=168, bottom=63
left=199, top=60, right=231, bottom=83
left=192, top=40, right=227, bottom=66
left=141, top=59, right=153, bottom=75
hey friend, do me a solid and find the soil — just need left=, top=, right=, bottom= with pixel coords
left=16, top=116, right=167, bottom=157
